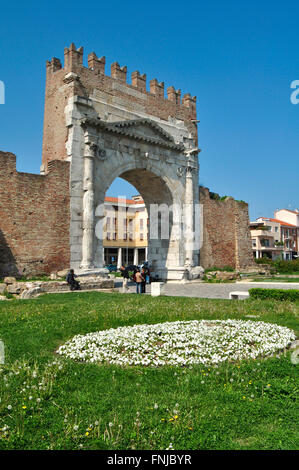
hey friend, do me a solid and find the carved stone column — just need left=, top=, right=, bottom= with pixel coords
left=184, top=162, right=195, bottom=268
left=80, top=135, right=96, bottom=270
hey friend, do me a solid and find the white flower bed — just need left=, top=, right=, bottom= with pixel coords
left=57, top=320, right=296, bottom=367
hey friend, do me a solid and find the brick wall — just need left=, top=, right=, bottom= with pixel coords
left=199, top=187, right=254, bottom=270
left=0, top=151, right=70, bottom=277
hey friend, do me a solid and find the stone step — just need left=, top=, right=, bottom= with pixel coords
left=43, top=288, right=117, bottom=295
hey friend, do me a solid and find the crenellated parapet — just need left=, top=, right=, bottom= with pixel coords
left=182, top=93, right=197, bottom=114
left=64, top=43, right=83, bottom=69
left=131, top=71, right=147, bottom=92
left=167, top=86, right=181, bottom=104
left=149, top=78, right=164, bottom=98
left=46, top=57, right=62, bottom=73
left=42, top=43, right=198, bottom=167
left=87, top=52, right=105, bottom=74
left=45, top=43, right=197, bottom=114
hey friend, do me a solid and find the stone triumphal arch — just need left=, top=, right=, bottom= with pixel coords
left=68, top=101, right=200, bottom=280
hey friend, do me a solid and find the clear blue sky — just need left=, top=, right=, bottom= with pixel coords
left=0, top=0, right=298, bottom=220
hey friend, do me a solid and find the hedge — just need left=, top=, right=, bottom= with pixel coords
left=249, top=288, right=299, bottom=301
left=254, top=258, right=299, bottom=273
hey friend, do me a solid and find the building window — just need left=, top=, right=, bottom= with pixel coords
left=123, top=233, right=127, bottom=241
left=129, top=233, right=133, bottom=241
left=106, top=232, right=111, bottom=240
left=140, top=233, right=144, bottom=241
left=106, top=217, right=110, bottom=228
left=252, top=239, right=256, bottom=247
left=261, top=239, right=270, bottom=247
left=140, top=219, right=144, bottom=230
left=113, top=232, right=117, bottom=240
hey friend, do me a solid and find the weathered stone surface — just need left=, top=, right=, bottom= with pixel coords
left=57, top=269, right=69, bottom=278
left=0, top=284, right=7, bottom=294
left=7, top=283, right=22, bottom=294
left=215, top=272, right=239, bottom=281
left=0, top=153, right=70, bottom=278
left=204, top=270, right=240, bottom=281
left=2, top=278, right=114, bottom=297
left=4, top=277, right=16, bottom=285
left=21, top=287, right=42, bottom=299
left=151, top=282, right=165, bottom=297
left=188, top=266, right=205, bottom=280
left=199, top=187, right=254, bottom=270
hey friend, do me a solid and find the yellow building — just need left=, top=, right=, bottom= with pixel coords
left=103, top=195, right=148, bottom=267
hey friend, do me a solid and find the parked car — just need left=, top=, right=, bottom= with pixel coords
left=105, top=264, right=118, bottom=272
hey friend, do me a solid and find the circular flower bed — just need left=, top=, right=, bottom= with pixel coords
left=57, top=320, right=296, bottom=367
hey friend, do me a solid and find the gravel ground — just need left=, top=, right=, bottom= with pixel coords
left=114, top=280, right=299, bottom=299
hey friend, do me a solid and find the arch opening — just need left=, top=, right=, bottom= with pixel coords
left=96, top=168, right=177, bottom=279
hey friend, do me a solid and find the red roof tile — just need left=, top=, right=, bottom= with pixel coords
left=260, top=217, right=297, bottom=227
left=104, top=196, right=144, bottom=205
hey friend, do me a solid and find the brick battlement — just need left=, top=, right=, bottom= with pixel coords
left=45, top=43, right=197, bottom=113
left=42, top=43, right=198, bottom=167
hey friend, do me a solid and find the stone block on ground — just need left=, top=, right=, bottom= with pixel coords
left=229, top=291, right=249, bottom=300
left=4, top=277, right=17, bottom=285
left=188, top=266, right=205, bottom=280
left=151, top=282, right=165, bottom=297
left=0, top=284, right=7, bottom=294
left=7, top=284, right=22, bottom=294
left=57, top=269, right=69, bottom=278
left=21, top=287, right=42, bottom=299
left=216, top=272, right=239, bottom=281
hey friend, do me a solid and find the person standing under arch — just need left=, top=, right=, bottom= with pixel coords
left=135, top=269, right=145, bottom=294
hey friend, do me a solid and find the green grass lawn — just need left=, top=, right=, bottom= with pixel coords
left=0, top=291, right=298, bottom=450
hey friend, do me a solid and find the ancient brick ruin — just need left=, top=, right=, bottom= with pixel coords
left=0, top=43, right=254, bottom=278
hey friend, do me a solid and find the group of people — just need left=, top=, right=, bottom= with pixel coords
left=120, top=265, right=150, bottom=294
left=66, top=265, right=151, bottom=294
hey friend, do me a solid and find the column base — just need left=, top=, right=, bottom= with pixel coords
left=151, top=266, right=205, bottom=282
left=152, top=267, right=188, bottom=281
left=76, top=268, right=110, bottom=279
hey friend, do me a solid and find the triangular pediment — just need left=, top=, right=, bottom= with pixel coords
left=81, top=117, right=184, bottom=150
left=107, top=119, right=180, bottom=148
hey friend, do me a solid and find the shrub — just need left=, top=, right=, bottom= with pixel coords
left=254, top=257, right=273, bottom=265
left=249, top=288, right=299, bottom=302
left=273, top=259, right=299, bottom=274
left=253, top=258, right=299, bottom=274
